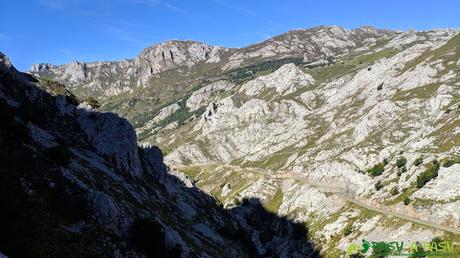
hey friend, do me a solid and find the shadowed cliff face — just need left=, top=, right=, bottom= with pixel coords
left=228, top=198, right=321, bottom=258
left=0, top=52, right=320, bottom=258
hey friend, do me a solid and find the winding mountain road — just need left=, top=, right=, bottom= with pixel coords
left=174, top=164, right=460, bottom=235
left=338, top=194, right=460, bottom=235
left=272, top=171, right=460, bottom=235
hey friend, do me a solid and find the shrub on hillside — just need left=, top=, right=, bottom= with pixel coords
left=403, top=197, right=411, bottom=205
left=416, top=160, right=440, bottom=188
left=390, top=186, right=399, bottom=195
left=413, top=157, right=423, bottom=167
left=442, top=159, right=455, bottom=168
left=368, top=163, right=385, bottom=176
left=396, top=157, right=407, bottom=168
left=343, top=223, right=352, bottom=236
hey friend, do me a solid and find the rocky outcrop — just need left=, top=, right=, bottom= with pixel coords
left=186, top=80, right=235, bottom=111
left=133, top=40, right=227, bottom=85
left=239, top=63, right=314, bottom=96
left=77, top=103, right=143, bottom=178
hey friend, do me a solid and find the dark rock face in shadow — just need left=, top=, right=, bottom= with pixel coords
left=0, top=52, right=321, bottom=258
left=228, top=198, right=321, bottom=258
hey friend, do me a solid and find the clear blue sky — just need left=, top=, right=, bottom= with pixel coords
left=1, top=0, right=459, bottom=71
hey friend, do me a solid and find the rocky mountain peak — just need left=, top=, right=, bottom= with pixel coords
left=135, top=39, right=227, bottom=73
left=29, top=63, right=56, bottom=73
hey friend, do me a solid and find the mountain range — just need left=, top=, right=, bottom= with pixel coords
left=1, top=25, right=460, bottom=257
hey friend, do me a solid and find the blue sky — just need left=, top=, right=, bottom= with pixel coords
left=1, top=0, right=459, bottom=71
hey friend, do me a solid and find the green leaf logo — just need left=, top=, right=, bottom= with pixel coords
left=346, top=243, right=359, bottom=255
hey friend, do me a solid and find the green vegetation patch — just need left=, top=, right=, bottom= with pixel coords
left=38, top=78, right=69, bottom=96
left=264, top=189, right=283, bottom=213
left=224, top=57, right=305, bottom=85
left=392, top=83, right=440, bottom=101
left=368, top=163, right=385, bottom=177
left=396, top=156, right=407, bottom=168
left=413, top=157, right=424, bottom=167
left=416, top=160, right=440, bottom=188
left=441, top=157, right=460, bottom=168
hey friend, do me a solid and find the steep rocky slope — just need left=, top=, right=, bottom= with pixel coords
left=29, top=26, right=460, bottom=256
left=0, top=53, right=320, bottom=257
